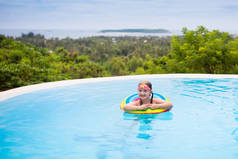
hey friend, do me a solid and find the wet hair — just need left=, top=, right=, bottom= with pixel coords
left=138, top=80, right=153, bottom=105
left=138, top=80, right=152, bottom=90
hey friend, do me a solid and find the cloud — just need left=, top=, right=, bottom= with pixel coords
left=0, top=0, right=237, bottom=31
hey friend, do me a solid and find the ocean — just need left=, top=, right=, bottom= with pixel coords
left=0, top=29, right=183, bottom=39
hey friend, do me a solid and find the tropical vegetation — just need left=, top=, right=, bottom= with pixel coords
left=1, top=26, right=238, bottom=91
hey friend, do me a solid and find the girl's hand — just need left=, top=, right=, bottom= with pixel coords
left=148, top=102, right=173, bottom=109
left=148, top=104, right=156, bottom=109
left=137, top=104, right=150, bottom=110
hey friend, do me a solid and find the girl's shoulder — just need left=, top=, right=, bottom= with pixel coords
left=152, top=98, right=164, bottom=104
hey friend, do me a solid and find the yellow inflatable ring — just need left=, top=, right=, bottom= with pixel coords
left=120, top=93, right=171, bottom=114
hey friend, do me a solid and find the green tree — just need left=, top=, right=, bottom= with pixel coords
left=168, top=26, right=238, bottom=73
left=106, top=57, right=128, bottom=76
left=128, top=56, right=143, bottom=73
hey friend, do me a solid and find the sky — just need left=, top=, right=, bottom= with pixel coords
left=0, top=0, right=238, bottom=32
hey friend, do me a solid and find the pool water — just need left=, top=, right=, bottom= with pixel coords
left=0, top=78, right=238, bottom=159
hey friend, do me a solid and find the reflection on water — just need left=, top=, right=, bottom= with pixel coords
left=137, top=118, right=153, bottom=140
left=232, top=128, right=238, bottom=143
left=179, top=79, right=234, bottom=104
left=180, top=79, right=238, bottom=146
left=123, top=112, right=173, bottom=121
left=123, top=112, right=173, bottom=140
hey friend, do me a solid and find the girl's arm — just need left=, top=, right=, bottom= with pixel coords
left=123, top=101, right=148, bottom=111
left=149, top=99, right=173, bottom=109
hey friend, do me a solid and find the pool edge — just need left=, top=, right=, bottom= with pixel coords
left=1, top=73, right=238, bottom=102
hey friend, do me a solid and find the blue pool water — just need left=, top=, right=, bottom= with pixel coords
left=0, top=78, right=238, bottom=159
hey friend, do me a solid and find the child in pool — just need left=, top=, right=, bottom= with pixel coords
left=123, top=80, right=173, bottom=111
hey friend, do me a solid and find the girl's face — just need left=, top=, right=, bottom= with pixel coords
left=137, top=84, right=152, bottom=100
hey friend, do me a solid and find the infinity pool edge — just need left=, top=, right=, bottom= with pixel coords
left=1, top=74, right=238, bottom=102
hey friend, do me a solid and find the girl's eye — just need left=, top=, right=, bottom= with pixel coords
left=138, top=89, right=148, bottom=93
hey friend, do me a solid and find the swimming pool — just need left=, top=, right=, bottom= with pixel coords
left=0, top=75, right=238, bottom=159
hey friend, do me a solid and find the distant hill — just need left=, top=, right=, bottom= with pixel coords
left=100, top=29, right=170, bottom=33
